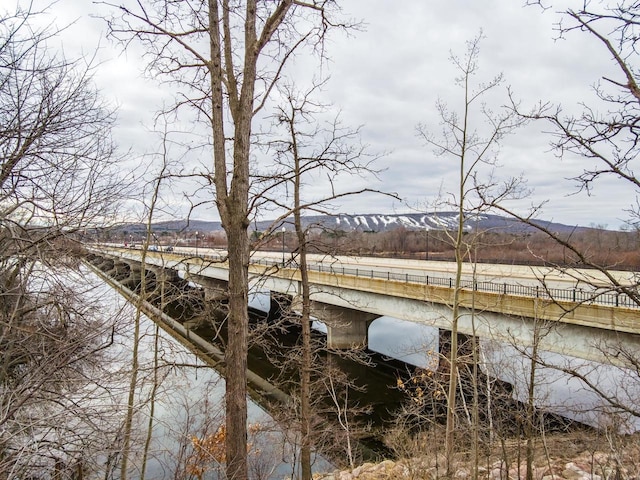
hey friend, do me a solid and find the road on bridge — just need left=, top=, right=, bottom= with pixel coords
left=169, top=246, right=636, bottom=295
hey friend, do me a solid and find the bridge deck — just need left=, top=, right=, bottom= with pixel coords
left=88, top=246, right=640, bottom=364
left=93, top=246, right=639, bottom=327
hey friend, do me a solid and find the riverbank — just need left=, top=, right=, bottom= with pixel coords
left=309, top=432, right=640, bottom=480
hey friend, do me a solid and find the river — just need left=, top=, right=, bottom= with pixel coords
left=87, top=255, right=640, bottom=478
left=251, top=286, right=640, bottom=433
left=85, top=266, right=334, bottom=479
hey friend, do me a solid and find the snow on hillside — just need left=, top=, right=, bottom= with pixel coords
left=122, top=212, right=587, bottom=235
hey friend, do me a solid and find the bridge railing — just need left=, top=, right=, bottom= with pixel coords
left=119, top=248, right=640, bottom=309
left=252, top=255, right=638, bottom=309
left=308, top=264, right=637, bottom=309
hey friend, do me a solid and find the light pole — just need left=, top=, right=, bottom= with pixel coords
left=195, top=231, right=199, bottom=256
left=281, top=226, right=286, bottom=266
left=425, top=228, right=429, bottom=261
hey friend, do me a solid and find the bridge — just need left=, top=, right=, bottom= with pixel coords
left=86, top=246, right=640, bottom=365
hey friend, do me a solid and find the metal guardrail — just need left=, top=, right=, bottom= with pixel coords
left=117, top=248, right=640, bottom=309
left=306, top=263, right=636, bottom=309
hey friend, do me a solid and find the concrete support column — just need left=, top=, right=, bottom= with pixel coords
left=268, top=292, right=292, bottom=321
left=147, top=265, right=180, bottom=283
left=309, top=301, right=380, bottom=349
left=104, top=259, right=120, bottom=278
left=436, top=328, right=513, bottom=401
left=187, top=273, right=228, bottom=302
left=437, top=329, right=479, bottom=374
left=121, top=263, right=142, bottom=290
left=110, top=261, right=131, bottom=281
left=96, top=257, right=114, bottom=272
left=147, top=266, right=182, bottom=301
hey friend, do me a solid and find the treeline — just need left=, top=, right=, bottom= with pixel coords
left=252, top=226, right=640, bottom=271
left=101, top=222, right=640, bottom=270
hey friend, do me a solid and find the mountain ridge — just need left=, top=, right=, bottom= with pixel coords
left=115, top=212, right=594, bottom=235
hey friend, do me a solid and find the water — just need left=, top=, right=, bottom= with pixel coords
left=369, top=316, right=640, bottom=432
left=249, top=291, right=436, bottom=367
left=369, top=317, right=438, bottom=367
left=86, top=268, right=332, bottom=479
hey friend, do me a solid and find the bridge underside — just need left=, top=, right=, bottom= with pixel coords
left=297, top=284, right=640, bottom=366
left=270, top=293, right=380, bottom=349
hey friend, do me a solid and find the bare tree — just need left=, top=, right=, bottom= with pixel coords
left=496, top=2, right=640, bottom=305
left=474, top=0, right=640, bottom=473
left=0, top=2, right=130, bottom=476
left=101, top=3, right=352, bottom=477
left=119, top=124, right=175, bottom=479
left=417, top=33, right=526, bottom=475
left=272, top=83, right=386, bottom=477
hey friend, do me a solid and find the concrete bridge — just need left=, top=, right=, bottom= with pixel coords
left=86, top=246, right=640, bottom=365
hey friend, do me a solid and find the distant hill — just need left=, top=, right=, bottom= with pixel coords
left=110, top=212, right=591, bottom=235
left=268, top=212, right=579, bottom=234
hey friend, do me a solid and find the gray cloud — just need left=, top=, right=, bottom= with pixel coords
left=33, top=0, right=635, bottom=228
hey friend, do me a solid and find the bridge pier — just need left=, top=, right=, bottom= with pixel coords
left=106, top=260, right=128, bottom=280
left=437, top=329, right=479, bottom=374
left=186, top=273, right=228, bottom=302
left=435, top=328, right=514, bottom=406
left=95, top=257, right=114, bottom=272
left=121, top=260, right=157, bottom=292
left=146, top=264, right=180, bottom=283
left=308, top=301, right=380, bottom=349
left=146, top=266, right=185, bottom=303
left=120, top=263, right=141, bottom=290
left=268, top=292, right=292, bottom=321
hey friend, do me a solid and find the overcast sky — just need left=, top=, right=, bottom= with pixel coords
left=24, top=0, right=634, bottom=229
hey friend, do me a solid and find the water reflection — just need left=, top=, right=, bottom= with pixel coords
left=368, top=317, right=437, bottom=367
left=94, top=270, right=332, bottom=479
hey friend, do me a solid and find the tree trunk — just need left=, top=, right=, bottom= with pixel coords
left=298, top=240, right=312, bottom=480
left=224, top=219, right=250, bottom=480
left=295, top=191, right=312, bottom=480
left=445, top=100, right=467, bottom=477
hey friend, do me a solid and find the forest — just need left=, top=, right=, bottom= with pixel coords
left=146, top=223, right=640, bottom=271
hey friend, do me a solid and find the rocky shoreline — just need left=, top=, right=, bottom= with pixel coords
left=299, top=434, right=640, bottom=480
left=313, top=457, right=622, bottom=480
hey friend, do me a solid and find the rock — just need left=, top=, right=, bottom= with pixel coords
left=377, top=459, right=396, bottom=471
left=350, top=465, right=363, bottom=477
left=351, top=462, right=372, bottom=478
left=390, top=462, right=409, bottom=478
left=338, top=471, right=353, bottom=480
left=563, top=462, right=590, bottom=480
left=455, top=467, right=471, bottom=478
